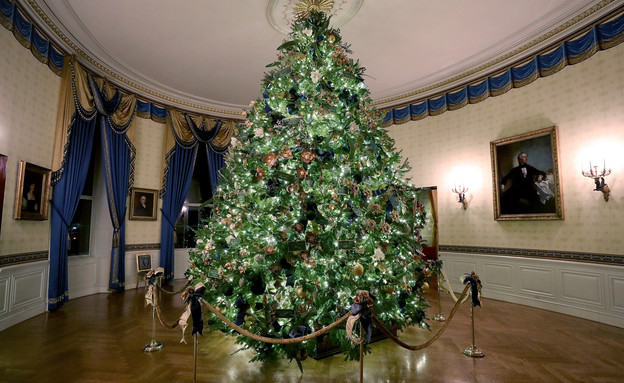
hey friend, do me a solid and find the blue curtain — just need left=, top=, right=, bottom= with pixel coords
left=206, top=143, right=226, bottom=194
left=100, top=121, right=134, bottom=291
left=159, top=145, right=197, bottom=282
left=90, top=77, right=136, bottom=292
left=48, top=116, right=96, bottom=310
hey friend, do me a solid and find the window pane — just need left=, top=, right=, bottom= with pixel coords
left=69, top=199, right=92, bottom=256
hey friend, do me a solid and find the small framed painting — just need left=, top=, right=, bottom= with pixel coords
left=129, top=187, right=158, bottom=220
left=14, top=160, right=51, bottom=220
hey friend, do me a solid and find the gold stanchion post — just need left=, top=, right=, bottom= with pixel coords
left=432, top=274, right=446, bottom=322
left=463, top=289, right=484, bottom=357
left=359, top=324, right=364, bottom=383
left=144, top=299, right=164, bottom=352
left=193, top=333, right=198, bottom=383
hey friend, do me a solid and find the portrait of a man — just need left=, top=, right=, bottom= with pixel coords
left=129, top=188, right=158, bottom=220
left=491, top=127, right=563, bottom=220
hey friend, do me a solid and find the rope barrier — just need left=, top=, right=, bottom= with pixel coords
left=439, top=268, right=470, bottom=304
left=157, top=283, right=189, bottom=296
left=371, top=284, right=470, bottom=351
left=202, top=301, right=351, bottom=344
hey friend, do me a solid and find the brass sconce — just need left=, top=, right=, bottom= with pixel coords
left=452, top=184, right=469, bottom=209
left=582, top=160, right=611, bottom=201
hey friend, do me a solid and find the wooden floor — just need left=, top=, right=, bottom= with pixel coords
left=1, top=281, right=623, bottom=383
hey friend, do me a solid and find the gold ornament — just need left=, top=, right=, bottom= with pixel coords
left=353, top=263, right=364, bottom=276
left=421, top=282, right=430, bottom=293
left=294, top=0, right=334, bottom=19
left=296, top=287, right=308, bottom=298
left=328, top=33, right=336, bottom=43
left=383, top=285, right=395, bottom=294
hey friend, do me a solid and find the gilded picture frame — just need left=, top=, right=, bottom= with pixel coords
left=14, top=160, right=51, bottom=220
left=0, top=154, right=7, bottom=234
left=136, top=253, right=152, bottom=272
left=129, top=187, right=158, bottom=221
left=490, top=126, right=564, bottom=221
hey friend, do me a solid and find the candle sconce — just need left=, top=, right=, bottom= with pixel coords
left=452, top=184, right=469, bottom=209
left=582, top=160, right=611, bottom=202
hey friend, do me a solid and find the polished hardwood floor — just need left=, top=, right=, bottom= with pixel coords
left=1, top=280, right=623, bottom=383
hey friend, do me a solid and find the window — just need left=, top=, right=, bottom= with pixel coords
left=68, top=139, right=97, bottom=256
left=174, top=145, right=213, bottom=248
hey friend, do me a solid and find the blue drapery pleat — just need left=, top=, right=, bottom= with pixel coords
left=159, top=145, right=197, bottom=282
left=48, top=116, right=96, bottom=310
left=100, top=119, right=133, bottom=291
left=91, top=76, right=135, bottom=291
left=206, top=144, right=226, bottom=194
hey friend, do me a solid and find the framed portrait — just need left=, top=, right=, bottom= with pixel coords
left=136, top=253, right=152, bottom=272
left=129, top=187, right=158, bottom=220
left=490, top=126, right=564, bottom=221
left=0, top=154, right=7, bottom=234
left=13, top=161, right=51, bottom=220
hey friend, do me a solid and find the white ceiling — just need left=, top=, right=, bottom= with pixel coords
left=24, top=0, right=620, bottom=117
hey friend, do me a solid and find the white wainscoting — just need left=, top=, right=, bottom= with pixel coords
left=0, top=260, right=48, bottom=331
left=440, top=252, right=624, bottom=328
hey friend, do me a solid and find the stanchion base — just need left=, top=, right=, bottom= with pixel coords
left=432, top=313, right=446, bottom=322
left=144, top=340, right=164, bottom=352
left=463, top=345, right=485, bottom=357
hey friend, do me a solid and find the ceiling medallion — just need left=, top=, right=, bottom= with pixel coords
left=267, top=0, right=363, bottom=35
left=294, top=0, right=334, bottom=19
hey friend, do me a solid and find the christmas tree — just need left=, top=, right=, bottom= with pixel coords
left=188, top=11, right=436, bottom=364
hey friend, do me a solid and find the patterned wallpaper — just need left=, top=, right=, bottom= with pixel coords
left=0, top=28, right=60, bottom=256
left=388, top=43, right=624, bottom=256
left=125, top=117, right=167, bottom=244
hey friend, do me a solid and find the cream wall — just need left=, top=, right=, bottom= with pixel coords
left=389, top=42, right=624, bottom=256
left=125, top=117, right=167, bottom=245
left=0, top=28, right=60, bottom=256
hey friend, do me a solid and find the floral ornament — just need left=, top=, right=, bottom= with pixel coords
left=311, top=70, right=322, bottom=83
left=298, top=250, right=310, bottom=261
left=349, top=121, right=359, bottom=132
left=230, top=136, right=242, bottom=148
left=362, top=187, right=372, bottom=198
left=373, top=247, right=385, bottom=261
left=350, top=183, right=360, bottom=196
left=301, top=150, right=316, bottom=163
left=254, top=127, right=264, bottom=138
left=264, top=152, right=278, bottom=167
left=390, top=210, right=400, bottom=222
left=286, top=183, right=299, bottom=194
left=297, top=167, right=309, bottom=178
left=265, top=245, right=275, bottom=255
left=204, top=239, right=215, bottom=251
left=369, top=203, right=383, bottom=215
left=381, top=222, right=391, bottom=234
left=279, top=148, right=293, bottom=159
left=305, top=231, right=318, bottom=245
left=269, top=264, right=283, bottom=274
left=364, top=219, right=377, bottom=231
left=294, top=222, right=305, bottom=233
left=255, top=167, right=267, bottom=180
left=302, top=28, right=313, bottom=36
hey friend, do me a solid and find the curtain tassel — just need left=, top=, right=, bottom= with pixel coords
left=112, top=228, right=120, bottom=248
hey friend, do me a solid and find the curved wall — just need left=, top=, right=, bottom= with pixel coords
left=388, top=42, right=624, bottom=326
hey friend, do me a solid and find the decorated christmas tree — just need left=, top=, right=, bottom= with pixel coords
left=188, top=11, right=437, bottom=364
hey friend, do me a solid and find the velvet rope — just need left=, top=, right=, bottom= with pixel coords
left=371, top=284, right=470, bottom=351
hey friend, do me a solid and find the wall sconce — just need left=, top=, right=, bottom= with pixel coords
left=452, top=184, right=469, bottom=209
left=582, top=160, right=611, bottom=201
